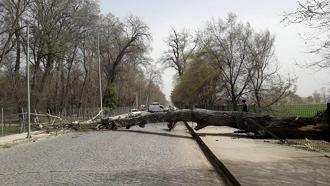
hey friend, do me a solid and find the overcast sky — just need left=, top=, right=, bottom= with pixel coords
left=99, top=0, right=330, bottom=101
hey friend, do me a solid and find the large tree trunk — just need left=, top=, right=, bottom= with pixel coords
left=99, top=109, right=323, bottom=137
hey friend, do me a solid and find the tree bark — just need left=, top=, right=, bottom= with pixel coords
left=99, top=109, right=323, bottom=136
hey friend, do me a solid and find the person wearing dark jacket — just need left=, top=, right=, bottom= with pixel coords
left=242, top=100, right=248, bottom=112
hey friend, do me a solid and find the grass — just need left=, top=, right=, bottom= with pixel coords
left=0, top=125, right=41, bottom=137
left=0, top=126, right=21, bottom=136
left=0, top=144, right=11, bottom=149
left=271, top=104, right=327, bottom=117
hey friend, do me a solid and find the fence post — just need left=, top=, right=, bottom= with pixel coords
left=47, top=109, right=51, bottom=126
left=21, top=108, right=25, bottom=133
left=327, top=100, right=330, bottom=135
left=1, top=108, right=3, bottom=136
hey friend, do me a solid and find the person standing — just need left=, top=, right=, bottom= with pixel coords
left=242, top=100, right=248, bottom=112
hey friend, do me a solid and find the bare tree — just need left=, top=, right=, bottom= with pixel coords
left=0, top=0, right=29, bottom=66
left=26, top=0, right=99, bottom=109
left=160, top=28, right=197, bottom=76
left=99, top=14, right=151, bottom=108
left=0, top=0, right=168, bottom=113
left=113, top=62, right=166, bottom=107
left=282, top=0, right=330, bottom=68
left=145, top=65, right=162, bottom=106
left=202, top=14, right=253, bottom=110
left=247, top=31, right=296, bottom=111
left=0, top=0, right=31, bottom=112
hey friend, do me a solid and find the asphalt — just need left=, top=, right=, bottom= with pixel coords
left=0, top=123, right=225, bottom=185
left=194, top=125, right=330, bottom=186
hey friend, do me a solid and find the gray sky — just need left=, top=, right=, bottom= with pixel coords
left=99, top=0, right=330, bottom=101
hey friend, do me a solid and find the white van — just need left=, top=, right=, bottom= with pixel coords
left=148, top=102, right=164, bottom=112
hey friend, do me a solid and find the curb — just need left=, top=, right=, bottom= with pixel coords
left=0, top=130, right=70, bottom=147
left=184, top=122, right=241, bottom=186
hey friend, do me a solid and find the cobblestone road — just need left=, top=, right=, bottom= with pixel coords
left=0, top=123, right=225, bottom=185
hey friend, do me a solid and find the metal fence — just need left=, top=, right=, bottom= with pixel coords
left=197, top=103, right=327, bottom=117
left=2, top=104, right=327, bottom=137
left=0, top=106, right=134, bottom=137
left=198, top=105, right=257, bottom=112
left=269, top=104, right=327, bottom=117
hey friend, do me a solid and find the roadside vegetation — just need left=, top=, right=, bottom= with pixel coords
left=0, top=0, right=328, bottom=127
left=271, top=104, right=327, bottom=117
left=163, top=14, right=296, bottom=111
left=0, top=0, right=167, bottom=115
left=162, top=0, right=330, bottom=113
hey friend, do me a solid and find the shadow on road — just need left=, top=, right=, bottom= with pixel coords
left=197, top=132, right=251, bottom=139
left=115, top=129, right=192, bottom=140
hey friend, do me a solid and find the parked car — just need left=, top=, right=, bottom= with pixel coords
left=128, top=109, right=142, bottom=118
left=148, top=102, right=165, bottom=112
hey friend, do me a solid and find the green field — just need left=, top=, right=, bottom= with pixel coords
left=271, top=104, right=327, bottom=117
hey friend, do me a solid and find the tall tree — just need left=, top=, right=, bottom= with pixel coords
left=27, top=0, right=98, bottom=109
left=144, top=65, right=162, bottom=106
left=99, top=14, right=151, bottom=108
left=0, top=0, right=167, bottom=113
left=202, top=14, right=253, bottom=110
left=160, top=28, right=197, bottom=76
left=247, top=30, right=296, bottom=110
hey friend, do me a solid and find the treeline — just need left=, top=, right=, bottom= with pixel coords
left=162, top=14, right=296, bottom=111
left=0, top=0, right=167, bottom=113
left=280, top=87, right=330, bottom=104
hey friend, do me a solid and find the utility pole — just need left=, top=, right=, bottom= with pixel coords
left=97, top=30, right=103, bottom=118
left=327, top=99, right=330, bottom=135
left=26, top=23, right=31, bottom=138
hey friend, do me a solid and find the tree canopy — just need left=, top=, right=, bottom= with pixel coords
left=0, top=0, right=166, bottom=113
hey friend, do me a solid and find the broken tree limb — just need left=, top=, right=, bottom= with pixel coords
left=99, top=108, right=323, bottom=137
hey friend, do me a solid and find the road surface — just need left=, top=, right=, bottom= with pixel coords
left=0, top=123, right=225, bottom=185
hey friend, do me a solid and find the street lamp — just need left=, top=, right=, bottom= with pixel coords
left=26, top=22, right=31, bottom=138
left=97, top=29, right=103, bottom=119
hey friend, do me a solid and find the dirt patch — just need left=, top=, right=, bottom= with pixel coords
left=0, top=144, right=12, bottom=149
left=288, top=139, right=330, bottom=153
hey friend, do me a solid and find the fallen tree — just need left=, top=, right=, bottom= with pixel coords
left=98, top=109, right=325, bottom=139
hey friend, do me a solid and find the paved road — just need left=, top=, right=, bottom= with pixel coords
left=0, top=123, right=225, bottom=185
